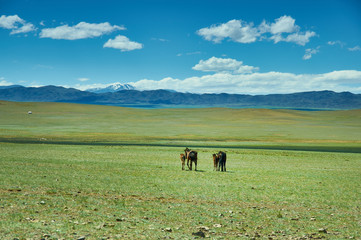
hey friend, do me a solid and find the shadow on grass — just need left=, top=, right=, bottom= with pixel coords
left=184, top=169, right=206, bottom=172
left=212, top=170, right=235, bottom=173
left=185, top=170, right=234, bottom=173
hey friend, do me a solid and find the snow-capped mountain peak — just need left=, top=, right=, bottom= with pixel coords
left=86, top=83, right=135, bottom=93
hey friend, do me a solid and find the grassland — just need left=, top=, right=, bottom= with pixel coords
left=0, top=101, right=360, bottom=239
left=1, top=101, right=361, bottom=147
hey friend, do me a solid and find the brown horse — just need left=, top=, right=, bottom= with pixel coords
left=180, top=153, right=186, bottom=170
left=184, top=147, right=198, bottom=171
left=212, top=153, right=219, bottom=171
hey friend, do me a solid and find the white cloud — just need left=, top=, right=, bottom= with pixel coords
left=129, top=70, right=361, bottom=94
left=77, top=78, right=90, bottom=82
left=269, top=34, right=283, bottom=44
left=151, top=37, right=169, bottom=42
left=328, top=40, right=345, bottom=47
left=197, top=15, right=316, bottom=46
left=40, top=22, right=124, bottom=40
left=270, top=15, right=299, bottom=34
left=348, top=46, right=361, bottom=52
left=10, top=23, right=35, bottom=34
left=0, top=15, right=22, bottom=29
left=75, top=83, right=109, bottom=91
left=0, top=77, right=14, bottom=86
left=177, top=51, right=202, bottom=57
left=303, top=47, right=320, bottom=60
left=197, top=19, right=260, bottom=43
left=33, top=64, right=54, bottom=70
left=270, top=31, right=316, bottom=46
left=327, top=41, right=338, bottom=45
left=283, top=31, right=316, bottom=46
left=0, top=14, right=36, bottom=34
left=103, top=35, right=143, bottom=51
left=192, top=57, right=259, bottom=74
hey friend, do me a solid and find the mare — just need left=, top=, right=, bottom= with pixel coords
left=217, top=151, right=227, bottom=172
left=184, top=147, right=198, bottom=171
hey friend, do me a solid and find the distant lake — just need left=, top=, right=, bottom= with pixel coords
left=104, top=103, right=335, bottom=111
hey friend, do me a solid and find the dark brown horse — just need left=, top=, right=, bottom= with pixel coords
left=184, top=148, right=198, bottom=171
left=217, top=151, right=227, bottom=172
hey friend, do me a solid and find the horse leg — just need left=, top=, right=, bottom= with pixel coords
left=195, top=160, right=197, bottom=171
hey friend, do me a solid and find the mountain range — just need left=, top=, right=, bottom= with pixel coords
left=0, top=85, right=361, bottom=109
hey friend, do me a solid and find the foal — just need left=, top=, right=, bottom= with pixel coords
left=212, top=153, right=219, bottom=171
left=180, top=153, right=186, bottom=170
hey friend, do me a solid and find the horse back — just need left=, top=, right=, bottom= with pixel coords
left=188, top=151, right=197, bottom=160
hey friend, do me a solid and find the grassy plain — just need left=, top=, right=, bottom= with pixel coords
left=1, top=101, right=361, bottom=147
left=0, top=101, right=360, bottom=239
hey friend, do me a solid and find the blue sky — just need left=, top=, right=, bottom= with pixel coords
left=1, top=0, right=361, bottom=94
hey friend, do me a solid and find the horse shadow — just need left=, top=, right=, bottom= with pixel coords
left=185, top=169, right=206, bottom=172
left=183, top=169, right=235, bottom=173
left=212, top=170, right=235, bottom=173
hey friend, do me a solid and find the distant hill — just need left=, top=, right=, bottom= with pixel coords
left=0, top=85, right=360, bottom=109
left=0, top=86, right=95, bottom=102
left=0, top=85, right=24, bottom=89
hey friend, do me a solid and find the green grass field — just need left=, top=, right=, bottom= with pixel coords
left=0, top=101, right=360, bottom=239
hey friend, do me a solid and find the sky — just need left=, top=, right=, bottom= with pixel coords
left=1, top=0, right=361, bottom=94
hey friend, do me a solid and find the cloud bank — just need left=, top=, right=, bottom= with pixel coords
left=197, top=15, right=316, bottom=46
left=125, top=57, right=361, bottom=94
left=130, top=70, right=361, bottom=94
